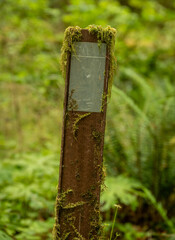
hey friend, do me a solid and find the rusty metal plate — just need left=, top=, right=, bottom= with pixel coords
left=68, top=42, right=106, bottom=112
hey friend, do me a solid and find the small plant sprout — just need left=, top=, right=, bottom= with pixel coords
left=109, top=204, right=121, bottom=240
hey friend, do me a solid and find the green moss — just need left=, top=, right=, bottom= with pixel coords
left=60, top=25, right=116, bottom=98
left=56, top=189, right=73, bottom=210
left=68, top=89, right=78, bottom=111
left=65, top=213, right=85, bottom=240
left=60, top=26, right=82, bottom=79
left=53, top=223, right=61, bottom=240
left=100, top=92, right=108, bottom=112
left=56, top=25, right=116, bottom=239
left=92, top=129, right=106, bottom=192
left=73, top=113, right=91, bottom=139
left=70, top=223, right=85, bottom=240
left=81, top=189, right=102, bottom=240
left=88, top=204, right=102, bottom=240
left=63, top=201, right=86, bottom=210
left=53, top=189, right=73, bottom=240
left=87, top=25, right=117, bottom=97
left=92, top=130, right=103, bottom=146
left=81, top=189, right=96, bottom=202
left=62, top=232, right=71, bottom=240
left=97, top=164, right=106, bottom=191
left=53, top=188, right=88, bottom=239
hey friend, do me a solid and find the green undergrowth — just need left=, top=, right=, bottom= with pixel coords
left=1, top=0, right=175, bottom=239
left=101, top=175, right=175, bottom=238
left=0, top=153, right=58, bottom=240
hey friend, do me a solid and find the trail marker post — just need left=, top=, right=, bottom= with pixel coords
left=54, top=26, right=116, bottom=240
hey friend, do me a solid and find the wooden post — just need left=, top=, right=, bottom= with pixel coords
left=53, top=26, right=116, bottom=240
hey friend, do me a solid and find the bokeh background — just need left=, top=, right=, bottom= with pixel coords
left=0, top=0, right=175, bottom=239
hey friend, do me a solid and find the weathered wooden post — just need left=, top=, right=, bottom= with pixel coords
left=53, top=26, right=116, bottom=240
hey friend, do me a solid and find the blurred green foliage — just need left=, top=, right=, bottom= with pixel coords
left=0, top=0, right=175, bottom=239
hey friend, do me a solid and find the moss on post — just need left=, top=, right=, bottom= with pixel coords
left=60, top=25, right=116, bottom=98
left=73, top=113, right=91, bottom=139
left=60, top=26, right=82, bottom=79
left=55, top=25, right=116, bottom=240
left=87, top=25, right=117, bottom=97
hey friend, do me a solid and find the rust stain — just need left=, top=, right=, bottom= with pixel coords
left=57, top=29, right=110, bottom=239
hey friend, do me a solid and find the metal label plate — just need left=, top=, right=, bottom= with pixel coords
left=68, top=42, right=106, bottom=112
